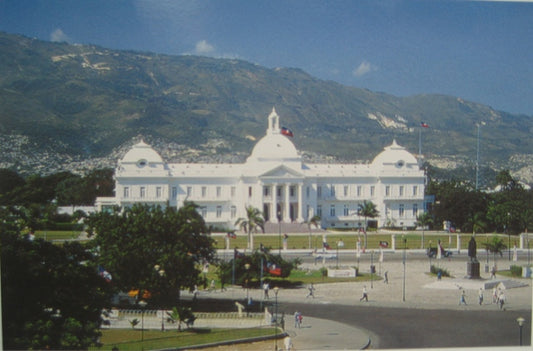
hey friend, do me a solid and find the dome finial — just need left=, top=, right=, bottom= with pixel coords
left=267, top=107, right=280, bottom=135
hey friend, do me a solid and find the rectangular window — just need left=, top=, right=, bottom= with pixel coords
left=317, top=186, right=322, bottom=198
left=330, top=185, right=335, bottom=197
left=201, top=207, right=207, bottom=218
left=123, top=187, right=129, bottom=198
left=330, top=204, right=336, bottom=217
left=202, top=186, right=207, bottom=198
left=216, top=186, right=221, bottom=198
left=317, top=205, right=322, bottom=217
left=156, top=187, right=162, bottom=198
left=290, top=186, right=295, bottom=197
left=413, top=204, right=418, bottom=217
left=399, top=186, right=404, bottom=197
left=187, top=186, right=192, bottom=197
left=357, top=186, right=362, bottom=197
left=343, top=204, right=349, bottom=216
left=399, top=204, right=405, bottom=217
left=413, top=186, right=418, bottom=196
left=140, top=187, right=146, bottom=198
left=231, top=206, right=237, bottom=218
left=231, top=186, right=236, bottom=197
left=306, top=186, right=310, bottom=198
left=248, top=186, right=252, bottom=197
left=216, top=206, right=222, bottom=218
left=344, top=186, right=349, bottom=197
left=370, top=186, right=375, bottom=197
left=277, top=186, right=282, bottom=197
left=385, top=186, right=390, bottom=197
left=306, top=205, right=310, bottom=218
left=171, top=186, right=177, bottom=199
left=264, top=186, right=270, bottom=196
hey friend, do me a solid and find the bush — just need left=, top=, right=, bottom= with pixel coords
left=430, top=265, right=450, bottom=277
left=510, top=265, right=522, bottom=277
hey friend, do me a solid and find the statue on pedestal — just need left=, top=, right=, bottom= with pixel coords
left=468, top=236, right=478, bottom=263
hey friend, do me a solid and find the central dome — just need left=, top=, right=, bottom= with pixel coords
left=246, top=108, right=301, bottom=164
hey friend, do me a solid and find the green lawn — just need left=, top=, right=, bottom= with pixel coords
left=92, top=327, right=279, bottom=351
left=31, top=230, right=83, bottom=241
left=216, top=232, right=501, bottom=251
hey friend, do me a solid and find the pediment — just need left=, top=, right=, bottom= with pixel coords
left=260, top=165, right=303, bottom=179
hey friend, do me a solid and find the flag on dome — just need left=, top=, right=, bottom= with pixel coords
left=281, top=126, right=294, bottom=137
left=98, top=265, right=112, bottom=282
left=420, top=122, right=429, bottom=128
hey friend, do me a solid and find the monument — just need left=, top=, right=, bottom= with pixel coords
left=466, top=236, right=481, bottom=279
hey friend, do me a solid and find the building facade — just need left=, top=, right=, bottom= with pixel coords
left=96, top=108, right=428, bottom=230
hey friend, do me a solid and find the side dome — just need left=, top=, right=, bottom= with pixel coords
left=371, top=140, right=419, bottom=170
left=120, top=140, right=164, bottom=166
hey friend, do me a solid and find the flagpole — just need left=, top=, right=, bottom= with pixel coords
left=418, top=127, right=422, bottom=157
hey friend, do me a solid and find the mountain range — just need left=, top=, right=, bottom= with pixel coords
left=1, top=31, right=532, bottom=185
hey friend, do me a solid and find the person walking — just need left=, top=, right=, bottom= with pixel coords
left=492, top=287, right=498, bottom=304
left=263, top=281, right=270, bottom=299
left=478, top=288, right=484, bottom=305
left=306, top=283, right=315, bottom=298
left=383, top=271, right=389, bottom=284
left=294, top=311, right=301, bottom=328
left=498, top=290, right=506, bottom=310
left=459, top=290, right=467, bottom=305
left=360, top=285, right=369, bottom=302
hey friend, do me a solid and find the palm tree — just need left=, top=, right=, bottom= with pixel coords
left=235, top=206, right=265, bottom=250
left=303, top=215, right=321, bottom=249
left=483, top=236, right=507, bottom=270
left=357, top=201, right=379, bottom=249
left=416, top=212, right=433, bottom=249
left=468, top=212, right=486, bottom=236
left=166, top=306, right=195, bottom=331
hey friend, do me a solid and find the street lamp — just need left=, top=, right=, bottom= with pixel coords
left=273, top=287, right=280, bottom=350
left=278, top=210, right=282, bottom=256
left=244, top=263, right=251, bottom=305
left=517, top=317, right=526, bottom=346
left=370, top=250, right=374, bottom=289
left=336, top=239, right=344, bottom=268
left=138, top=300, right=148, bottom=347
left=507, top=212, right=511, bottom=261
left=154, top=265, right=165, bottom=331
left=402, top=236, right=407, bottom=302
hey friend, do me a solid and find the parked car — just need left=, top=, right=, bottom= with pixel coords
left=427, top=247, right=453, bottom=258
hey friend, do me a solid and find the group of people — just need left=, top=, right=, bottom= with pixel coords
left=459, top=286, right=506, bottom=309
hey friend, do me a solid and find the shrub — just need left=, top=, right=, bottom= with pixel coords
left=430, top=265, right=450, bottom=277
left=510, top=265, right=522, bottom=277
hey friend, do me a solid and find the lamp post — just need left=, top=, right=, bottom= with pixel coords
left=402, top=236, right=407, bottom=302
left=370, top=250, right=374, bottom=289
left=336, top=239, right=344, bottom=268
left=138, top=300, right=147, bottom=348
left=517, top=317, right=526, bottom=346
left=154, top=265, right=165, bottom=331
left=278, top=211, right=282, bottom=256
left=507, top=212, right=511, bottom=261
left=273, top=287, right=279, bottom=351
left=244, top=263, right=251, bottom=305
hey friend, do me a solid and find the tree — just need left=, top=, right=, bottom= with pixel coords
left=85, top=202, right=216, bottom=305
left=235, top=206, right=265, bottom=250
left=304, top=215, right=321, bottom=249
left=467, top=212, right=487, bottom=236
left=1, top=232, right=112, bottom=350
left=483, top=236, right=507, bottom=269
left=416, top=212, right=433, bottom=249
left=357, top=201, right=379, bottom=249
left=166, top=306, right=195, bottom=331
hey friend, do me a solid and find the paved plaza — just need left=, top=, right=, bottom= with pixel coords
left=195, top=251, right=532, bottom=350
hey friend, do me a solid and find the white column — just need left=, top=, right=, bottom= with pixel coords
left=297, top=183, right=304, bottom=222
left=392, top=234, right=396, bottom=251
left=273, top=183, right=278, bottom=223
left=284, top=184, right=290, bottom=222
left=457, top=234, right=461, bottom=254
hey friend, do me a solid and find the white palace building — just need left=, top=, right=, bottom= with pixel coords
left=96, top=108, right=428, bottom=230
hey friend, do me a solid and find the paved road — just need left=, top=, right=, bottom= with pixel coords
left=200, top=250, right=532, bottom=349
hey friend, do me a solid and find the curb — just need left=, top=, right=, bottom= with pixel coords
left=155, top=331, right=288, bottom=351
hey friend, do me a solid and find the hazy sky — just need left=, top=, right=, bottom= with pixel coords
left=0, top=0, right=532, bottom=115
